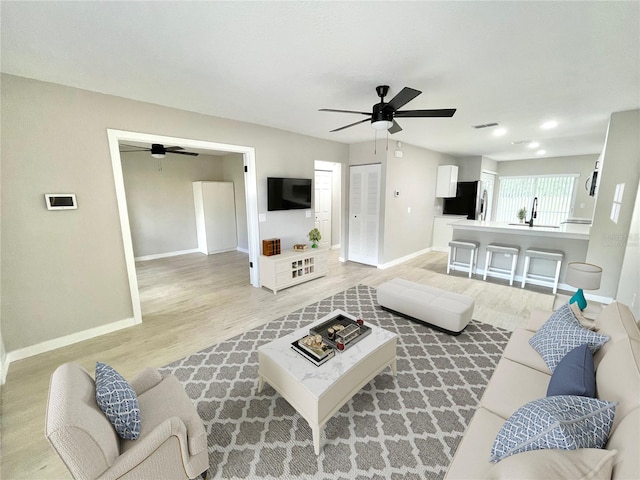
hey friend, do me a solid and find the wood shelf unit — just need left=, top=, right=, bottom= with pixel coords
left=259, top=248, right=329, bottom=294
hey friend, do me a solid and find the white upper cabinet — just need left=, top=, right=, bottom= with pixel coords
left=436, top=165, right=458, bottom=198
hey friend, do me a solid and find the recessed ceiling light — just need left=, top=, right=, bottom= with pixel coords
left=537, top=149, right=546, bottom=155
left=528, top=141, right=540, bottom=149
left=540, top=120, right=558, bottom=129
left=493, top=128, right=507, bottom=136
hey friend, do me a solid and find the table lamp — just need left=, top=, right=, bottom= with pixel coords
left=565, top=262, right=602, bottom=310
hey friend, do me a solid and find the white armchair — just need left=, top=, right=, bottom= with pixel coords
left=46, top=363, right=209, bottom=479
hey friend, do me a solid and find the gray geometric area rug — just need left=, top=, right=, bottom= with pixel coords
left=160, top=285, right=511, bottom=480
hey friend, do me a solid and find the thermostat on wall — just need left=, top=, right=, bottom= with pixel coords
left=45, top=193, right=77, bottom=210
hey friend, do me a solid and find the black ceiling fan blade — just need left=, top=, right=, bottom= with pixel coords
left=395, top=108, right=457, bottom=118
left=330, top=117, right=372, bottom=132
left=386, top=87, right=421, bottom=111
left=168, top=150, right=199, bottom=156
left=319, top=108, right=370, bottom=115
left=120, top=144, right=150, bottom=151
left=164, top=146, right=185, bottom=152
left=388, top=120, right=403, bottom=134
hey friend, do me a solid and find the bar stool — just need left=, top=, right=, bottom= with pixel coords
left=447, top=240, right=480, bottom=278
left=521, top=248, right=564, bottom=294
left=483, top=244, right=520, bottom=286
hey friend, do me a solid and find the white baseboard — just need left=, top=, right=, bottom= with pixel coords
left=431, top=246, right=449, bottom=253
left=135, top=248, right=200, bottom=262
left=377, top=248, right=432, bottom=270
left=237, top=246, right=249, bottom=254
left=3, top=317, right=137, bottom=382
left=331, top=244, right=341, bottom=250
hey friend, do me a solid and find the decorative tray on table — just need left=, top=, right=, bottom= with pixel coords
left=309, top=313, right=371, bottom=351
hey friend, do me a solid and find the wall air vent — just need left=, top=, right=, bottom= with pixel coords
left=472, top=122, right=500, bottom=129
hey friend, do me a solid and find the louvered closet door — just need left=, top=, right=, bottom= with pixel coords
left=348, top=164, right=381, bottom=266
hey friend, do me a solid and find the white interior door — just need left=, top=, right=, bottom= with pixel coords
left=348, top=164, right=381, bottom=266
left=314, top=170, right=332, bottom=248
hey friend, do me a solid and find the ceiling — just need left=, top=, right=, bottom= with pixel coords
left=2, top=1, right=638, bottom=161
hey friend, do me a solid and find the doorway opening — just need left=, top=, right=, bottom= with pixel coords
left=107, top=129, right=260, bottom=325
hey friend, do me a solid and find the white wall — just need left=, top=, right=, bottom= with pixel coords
left=0, top=74, right=348, bottom=354
left=616, top=179, right=640, bottom=319
left=587, top=109, right=640, bottom=299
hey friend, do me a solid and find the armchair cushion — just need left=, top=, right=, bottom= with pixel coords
left=120, top=374, right=207, bottom=457
left=128, top=367, right=163, bottom=396
left=95, top=362, right=141, bottom=440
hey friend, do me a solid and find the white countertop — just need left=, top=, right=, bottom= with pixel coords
left=449, top=219, right=590, bottom=240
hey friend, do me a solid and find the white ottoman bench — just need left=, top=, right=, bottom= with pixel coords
left=377, top=278, right=475, bottom=335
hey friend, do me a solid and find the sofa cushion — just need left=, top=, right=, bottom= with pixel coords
left=480, top=357, right=550, bottom=420
left=501, top=329, right=551, bottom=374
left=95, top=362, right=141, bottom=440
left=528, top=303, right=609, bottom=373
left=546, top=344, right=595, bottom=397
left=595, top=338, right=640, bottom=431
left=490, top=396, right=616, bottom=463
left=605, top=408, right=640, bottom=479
left=445, top=407, right=507, bottom=480
left=487, top=448, right=617, bottom=480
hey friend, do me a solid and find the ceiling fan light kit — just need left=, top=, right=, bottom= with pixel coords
left=320, top=85, right=457, bottom=135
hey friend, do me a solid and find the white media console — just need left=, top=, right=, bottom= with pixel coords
left=259, top=248, right=328, bottom=294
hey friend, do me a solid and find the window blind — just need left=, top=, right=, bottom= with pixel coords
left=495, top=175, right=577, bottom=225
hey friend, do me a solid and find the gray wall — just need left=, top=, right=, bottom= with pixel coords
left=346, top=141, right=458, bottom=265
left=122, top=152, right=225, bottom=258
left=587, top=109, right=640, bottom=299
left=496, top=154, right=599, bottom=220
left=222, top=154, right=248, bottom=251
left=1, top=74, right=348, bottom=352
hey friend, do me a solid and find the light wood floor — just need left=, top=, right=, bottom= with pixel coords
left=1, top=249, right=556, bottom=479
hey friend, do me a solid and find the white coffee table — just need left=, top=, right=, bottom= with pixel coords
left=257, top=309, right=397, bottom=455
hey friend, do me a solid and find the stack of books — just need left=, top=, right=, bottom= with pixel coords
left=291, top=335, right=335, bottom=366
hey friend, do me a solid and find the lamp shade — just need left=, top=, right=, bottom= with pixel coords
left=565, top=262, right=602, bottom=290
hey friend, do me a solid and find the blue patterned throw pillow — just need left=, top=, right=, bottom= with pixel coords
left=490, top=396, right=616, bottom=463
left=529, top=303, right=609, bottom=373
left=95, top=362, right=141, bottom=440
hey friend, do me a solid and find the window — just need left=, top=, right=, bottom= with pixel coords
left=495, top=175, right=578, bottom=225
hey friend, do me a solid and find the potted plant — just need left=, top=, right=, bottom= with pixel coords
left=308, top=228, right=321, bottom=248
left=517, top=208, right=527, bottom=223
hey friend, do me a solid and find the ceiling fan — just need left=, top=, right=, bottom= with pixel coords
left=320, top=85, right=456, bottom=134
left=119, top=143, right=199, bottom=158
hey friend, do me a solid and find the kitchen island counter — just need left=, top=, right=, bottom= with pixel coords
left=448, top=220, right=590, bottom=288
left=449, top=219, right=590, bottom=240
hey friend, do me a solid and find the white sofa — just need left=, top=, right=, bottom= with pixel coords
left=445, top=301, right=640, bottom=479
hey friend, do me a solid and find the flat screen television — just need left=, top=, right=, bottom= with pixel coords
left=442, top=181, right=479, bottom=219
left=267, top=177, right=312, bottom=211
